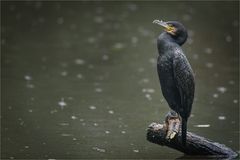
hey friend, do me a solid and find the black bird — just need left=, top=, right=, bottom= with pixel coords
left=153, top=20, right=195, bottom=146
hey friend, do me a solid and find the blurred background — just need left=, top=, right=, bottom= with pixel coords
left=1, top=1, right=239, bottom=159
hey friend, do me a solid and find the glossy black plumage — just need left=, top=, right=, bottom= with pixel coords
left=156, top=21, right=195, bottom=146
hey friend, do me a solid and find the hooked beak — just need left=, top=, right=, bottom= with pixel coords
left=153, top=19, right=176, bottom=35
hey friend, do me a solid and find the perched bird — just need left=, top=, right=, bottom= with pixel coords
left=153, top=20, right=195, bottom=146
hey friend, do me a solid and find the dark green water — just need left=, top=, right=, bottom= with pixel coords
left=1, top=1, right=239, bottom=159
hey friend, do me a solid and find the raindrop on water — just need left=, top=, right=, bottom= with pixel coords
left=89, top=105, right=96, bottom=110
left=76, top=74, right=83, bottom=79
left=71, top=116, right=77, bottom=120
left=213, top=93, right=219, bottom=98
left=108, top=110, right=114, bottom=114
left=24, top=75, right=32, bottom=81
left=58, top=98, right=67, bottom=109
left=95, top=88, right=103, bottom=93
left=60, top=71, right=68, bottom=76
left=233, top=99, right=238, bottom=104
left=194, top=124, right=210, bottom=128
left=225, top=35, right=232, bottom=42
left=57, top=17, right=64, bottom=25
left=205, top=62, right=214, bottom=68
left=102, top=55, right=109, bottom=61
left=217, top=87, right=227, bottom=94
left=218, top=116, right=226, bottom=120
left=75, top=59, right=85, bottom=65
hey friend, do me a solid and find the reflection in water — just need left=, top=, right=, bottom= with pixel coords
left=1, top=1, right=239, bottom=159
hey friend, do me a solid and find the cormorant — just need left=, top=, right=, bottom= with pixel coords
left=153, top=20, right=195, bottom=146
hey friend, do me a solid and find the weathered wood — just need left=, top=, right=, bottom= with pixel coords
left=146, top=112, right=238, bottom=159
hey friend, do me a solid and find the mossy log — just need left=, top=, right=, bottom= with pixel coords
left=146, top=111, right=238, bottom=159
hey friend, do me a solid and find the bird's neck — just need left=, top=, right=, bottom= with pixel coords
left=157, top=32, right=187, bottom=54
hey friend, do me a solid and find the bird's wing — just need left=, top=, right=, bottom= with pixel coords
left=173, top=49, right=195, bottom=119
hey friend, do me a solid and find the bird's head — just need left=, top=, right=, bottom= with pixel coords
left=153, top=20, right=188, bottom=45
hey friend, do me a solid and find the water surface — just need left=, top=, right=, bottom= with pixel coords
left=1, top=1, right=239, bottom=159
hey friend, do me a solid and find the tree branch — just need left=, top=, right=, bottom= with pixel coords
left=146, top=112, right=238, bottom=159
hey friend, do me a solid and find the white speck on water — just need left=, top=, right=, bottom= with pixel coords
left=182, top=14, right=191, bottom=21
left=233, top=99, right=238, bottom=104
left=60, top=71, right=68, bottom=76
left=105, top=130, right=110, bottom=134
left=26, top=83, right=35, bottom=89
left=145, top=94, right=152, bottom=101
left=192, top=53, right=199, bottom=60
left=16, top=13, right=21, bottom=20
left=218, top=116, right=226, bottom=120
left=188, top=30, right=195, bottom=37
left=89, top=105, right=96, bottom=110
left=213, top=93, right=219, bottom=98
left=96, top=7, right=104, bottom=14
left=149, top=58, right=156, bottom=64
left=131, top=36, right=138, bottom=44
left=102, top=54, right=109, bottom=61
left=1, top=39, right=6, bottom=45
left=58, top=98, right=67, bottom=109
left=217, top=87, right=227, bottom=94
left=76, top=74, right=83, bottom=79
left=8, top=106, right=12, bottom=110
left=38, top=17, right=45, bottom=23
left=204, top=48, right=213, bottom=54
left=194, top=124, right=210, bottom=128
left=74, top=59, right=85, bottom=65
left=59, top=122, right=69, bottom=126
left=228, top=80, right=235, bottom=85
left=225, top=35, right=232, bottom=42
left=50, top=109, right=58, bottom=114
left=92, top=146, right=106, bottom=153
left=93, top=123, right=98, bottom=126
left=88, top=64, right=94, bottom=69
left=121, top=131, right=126, bottom=134
left=28, top=109, right=33, bottom=113
left=139, top=78, right=149, bottom=83
left=57, top=17, right=64, bottom=24
left=79, top=118, right=84, bottom=122
left=71, top=116, right=77, bottom=120
left=87, top=37, right=96, bottom=43
left=232, top=20, right=239, bottom=27
left=108, top=110, right=114, bottom=114
left=205, top=62, right=213, bottom=68
left=73, top=137, right=77, bottom=141
left=187, top=38, right=193, bottom=45
left=60, top=62, right=68, bottom=68
left=138, top=67, right=145, bottom=72
left=24, top=75, right=32, bottom=81
left=24, top=146, right=29, bottom=149
left=70, top=23, right=77, bottom=30
left=61, top=133, right=73, bottom=137
left=113, top=42, right=124, bottom=50
left=95, top=88, right=103, bottom=93
left=142, top=88, right=155, bottom=93
left=94, top=16, right=104, bottom=23
left=133, top=149, right=139, bottom=153
left=127, top=3, right=138, bottom=11
left=9, top=5, right=16, bottom=11
left=138, top=27, right=152, bottom=37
